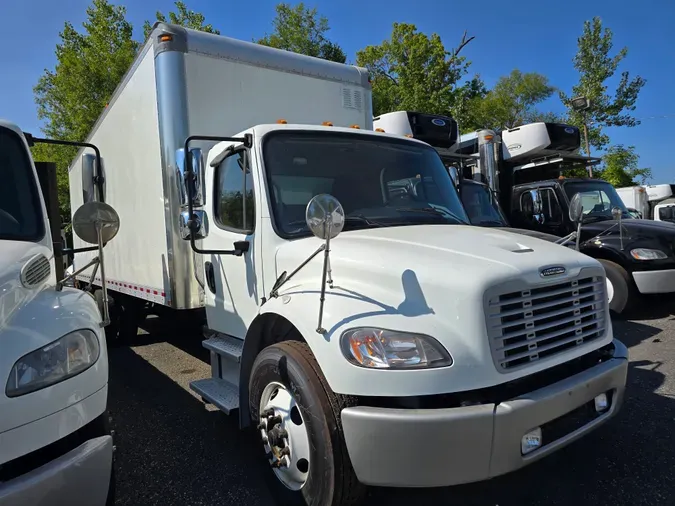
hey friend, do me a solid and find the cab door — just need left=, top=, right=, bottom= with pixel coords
left=201, top=146, right=260, bottom=339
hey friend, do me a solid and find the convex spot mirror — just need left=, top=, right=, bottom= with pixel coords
left=568, top=193, right=584, bottom=224
left=72, top=201, right=120, bottom=244
left=305, top=194, right=345, bottom=240
left=611, top=206, right=623, bottom=220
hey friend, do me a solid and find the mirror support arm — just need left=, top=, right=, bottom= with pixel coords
left=183, top=134, right=252, bottom=256
left=24, top=134, right=105, bottom=203
left=56, top=256, right=100, bottom=291
left=268, top=244, right=326, bottom=299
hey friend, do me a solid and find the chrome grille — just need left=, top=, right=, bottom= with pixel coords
left=486, top=275, right=606, bottom=371
left=20, top=254, right=51, bottom=288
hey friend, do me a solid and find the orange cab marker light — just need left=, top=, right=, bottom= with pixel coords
left=375, top=128, right=385, bottom=132
left=322, top=121, right=333, bottom=126
left=277, top=119, right=288, bottom=124
left=405, top=134, right=413, bottom=138
left=350, top=124, right=361, bottom=129
left=558, top=175, right=565, bottom=179
left=159, top=34, right=173, bottom=42
left=483, top=135, right=494, bottom=141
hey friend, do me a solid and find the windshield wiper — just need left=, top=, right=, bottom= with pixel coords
left=477, top=220, right=506, bottom=227
left=394, top=206, right=465, bottom=223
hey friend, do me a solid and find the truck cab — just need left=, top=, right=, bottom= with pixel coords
left=0, top=119, right=117, bottom=505
left=375, top=111, right=675, bottom=315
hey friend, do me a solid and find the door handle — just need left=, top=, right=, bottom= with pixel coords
left=233, top=240, right=250, bottom=256
left=205, top=261, right=216, bottom=294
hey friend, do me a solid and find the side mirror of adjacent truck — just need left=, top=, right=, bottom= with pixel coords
left=175, top=147, right=206, bottom=207
left=568, top=193, right=584, bottom=224
left=611, top=206, right=622, bottom=221
left=60, top=201, right=121, bottom=327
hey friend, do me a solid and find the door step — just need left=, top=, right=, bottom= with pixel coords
left=203, top=334, right=243, bottom=362
left=190, top=378, right=239, bottom=414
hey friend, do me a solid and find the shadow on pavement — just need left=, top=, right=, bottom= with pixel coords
left=623, top=294, right=675, bottom=322
left=108, top=346, right=274, bottom=506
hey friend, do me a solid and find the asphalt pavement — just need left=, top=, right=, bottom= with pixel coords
left=109, top=297, right=675, bottom=506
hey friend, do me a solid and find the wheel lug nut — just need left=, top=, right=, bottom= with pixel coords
left=261, top=408, right=274, bottom=417
left=280, top=447, right=290, bottom=456
left=257, top=422, right=266, bottom=430
left=268, top=415, right=282, bottom=426
left=277, top=429, right=288, bottom=438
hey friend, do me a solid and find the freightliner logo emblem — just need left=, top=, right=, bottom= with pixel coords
left=540, top=266, right=566, bottom=278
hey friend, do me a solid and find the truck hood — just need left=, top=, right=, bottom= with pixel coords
left=583, top=217, right=675, bottom=237
left=0, top=240, right=54, bottom=331
left=497, top=227, right=561, bottom=243
left=275, top=225, right=596, bottom=293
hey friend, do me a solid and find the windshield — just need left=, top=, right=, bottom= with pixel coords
left=460, top=182, right=509, bottom=227
left=562, top=181, right=631, bottom=221
left=0, top=127, right=44, bottom=241
left=262, top=131, right=469, bottom=238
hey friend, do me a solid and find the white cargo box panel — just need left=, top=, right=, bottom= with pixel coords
left=69, top=22, right=372, bottom=310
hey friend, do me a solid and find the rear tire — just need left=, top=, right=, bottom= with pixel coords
left=598, top=259, right=632, bottom=314
left=249, top=341, right=366, bottom=506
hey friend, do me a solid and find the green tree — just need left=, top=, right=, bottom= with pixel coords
left=143, top=1, right=220, bottom=40
left=356, top=24, right=479, bottom=124
left=594, top=145, right=651, bottom=187
left=257, top=2, right=346, bottom=63
left=560, top=17, right=646, bottom=152
left=33, top=0, right=139, bottom=224
left=469, top=70, right=556, bottom=130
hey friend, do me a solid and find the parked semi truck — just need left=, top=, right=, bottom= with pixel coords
left=375, top=110, right=675, bottom=315
left=69, top=23, right=628, bottom=505
left=0, top=120, right=118, bottom=505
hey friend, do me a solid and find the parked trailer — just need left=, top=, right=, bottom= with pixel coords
left=69, top=24, right=628, bottom=506
left=0, top=120, right=119, bottom=505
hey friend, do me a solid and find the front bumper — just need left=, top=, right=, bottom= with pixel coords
left=632, top=268, right=675, bottom=294
left=0, top=436, right=113, bottom=506
left=341, top=339, right=628, bottom=488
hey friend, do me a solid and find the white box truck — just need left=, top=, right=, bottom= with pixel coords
left=0, top=120, right=119, bottom=505
left=68, top=23, right=628, bottom=505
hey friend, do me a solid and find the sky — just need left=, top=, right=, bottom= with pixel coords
left=1, top=0, right=673, bottom=181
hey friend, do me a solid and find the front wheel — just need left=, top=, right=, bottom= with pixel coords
left=249, top=341, right=366, bottom=506
left=598, top=259, right=633, bottom=314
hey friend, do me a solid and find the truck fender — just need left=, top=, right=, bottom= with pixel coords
left=239, top=293, right=326, bottom=428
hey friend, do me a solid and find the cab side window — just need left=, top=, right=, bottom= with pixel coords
left=214, top=150, right=254, bottom=232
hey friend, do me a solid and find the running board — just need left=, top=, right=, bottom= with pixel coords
left=190, top=378, right=239, bottom=414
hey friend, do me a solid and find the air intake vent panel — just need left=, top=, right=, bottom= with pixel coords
left=21, top=254, right=51, bottom=288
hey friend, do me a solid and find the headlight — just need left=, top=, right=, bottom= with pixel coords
left=6, top=329, right=100, bottom=398
left=630, top=248, right=668, bottom=260
left=340, top=328, right=452, bottom=369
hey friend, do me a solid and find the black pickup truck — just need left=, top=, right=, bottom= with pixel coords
left=459, top=176, right=675, bottom=314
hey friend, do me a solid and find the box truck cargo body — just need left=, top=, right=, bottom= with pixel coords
left=69, top=23, right=372, bottom=309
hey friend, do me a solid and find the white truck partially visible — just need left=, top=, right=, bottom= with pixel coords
left=69, top=23, right=628, bottom=506
left=0, top=120, right=119, bottom=505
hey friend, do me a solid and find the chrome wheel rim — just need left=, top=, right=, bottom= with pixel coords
left=258, top=382, right=310, bottom=491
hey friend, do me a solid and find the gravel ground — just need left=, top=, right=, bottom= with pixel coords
left=109, top=297, right=675, bottom=506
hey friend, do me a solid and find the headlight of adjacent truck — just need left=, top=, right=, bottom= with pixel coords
left=6, top=329, right=100, bottom=398
left=630, top=248, right=668, bottom=260
left=340, top=328, right=452, bottom=369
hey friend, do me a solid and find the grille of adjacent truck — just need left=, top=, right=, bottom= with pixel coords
left=486, top=273, right=607, bottom=371
left=20, top=254, right=51, bottom=288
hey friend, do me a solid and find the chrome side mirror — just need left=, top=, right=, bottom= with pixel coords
left=447, top=166, right=459, bottom=188
left=59, top=201, right=121, bottom=327
left=529, top=189, right=545, bottom=225
left=82, top=154, right=96, bottom=203
left=306, top=193, right=345, bottom=240
left=611, top=206, right=622, bottom=221
left=175, top=147, right=205, bottom=207
left=180, top=210, right=208, bottom=240
left=569, top=193, right=584, bottom=224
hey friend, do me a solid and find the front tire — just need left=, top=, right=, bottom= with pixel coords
left=598, top=259, right=632, bottom=314
left=249, top=341, right=366, bottom=506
